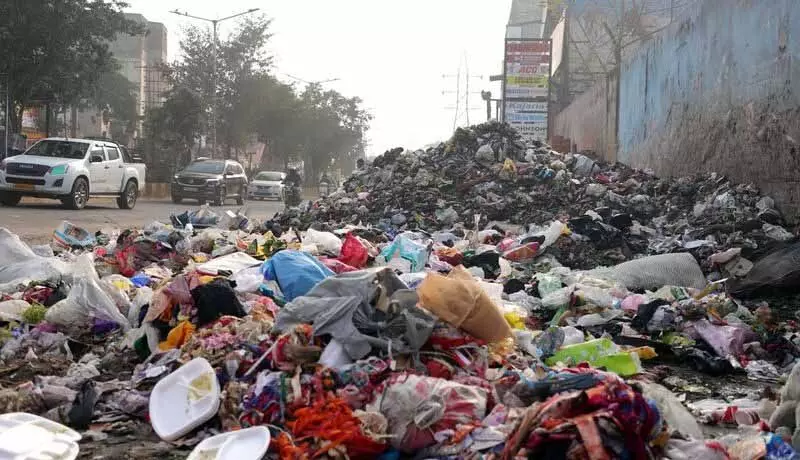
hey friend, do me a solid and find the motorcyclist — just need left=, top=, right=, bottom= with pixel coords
left=283, top=167, right=303, bottom=206
left=284, top=167, right=303, bottom=188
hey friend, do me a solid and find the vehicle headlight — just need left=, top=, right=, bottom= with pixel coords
left=49, top=165, right=69, bottom=175
left=173, top=175, right=179, bottom=181
left=206, top=178, right=221, bottom=185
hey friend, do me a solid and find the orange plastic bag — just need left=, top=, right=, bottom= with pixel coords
left=418, top=265, right=512, bottom=343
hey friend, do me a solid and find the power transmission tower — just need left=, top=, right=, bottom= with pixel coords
left=442, top=53, right=483, bottom=130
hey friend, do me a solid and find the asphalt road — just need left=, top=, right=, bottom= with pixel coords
left=0, top=196, right=286, bottom=243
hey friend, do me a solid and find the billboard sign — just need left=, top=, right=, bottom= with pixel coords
left=503, top=38, right=551, bottom=141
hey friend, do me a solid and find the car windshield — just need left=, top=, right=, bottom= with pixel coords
left=255, top=172, right=284, bottom=181
left=182, top=161, right=225, bottom=174
left=24, top=140, right=89, bottom=159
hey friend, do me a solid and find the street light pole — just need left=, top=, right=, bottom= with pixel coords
left=170, top=8, right=260, bottom=159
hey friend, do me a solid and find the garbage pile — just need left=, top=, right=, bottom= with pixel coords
left=288, top=122, right=793, bottom=278
left=3, top=122, right=800, bottom=459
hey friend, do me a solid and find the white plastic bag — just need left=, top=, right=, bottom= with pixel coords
left=304, top=229, right=343, bottom=255
left=231, top=266, right=265, bottom=293
left=0, top=228, right=70, bottom=288
left=45, top=278, right=130, bottom=332
left=129, top=286, right=154, bottom=326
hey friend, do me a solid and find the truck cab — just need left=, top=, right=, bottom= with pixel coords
left=0, top=138, right=146, bottom=210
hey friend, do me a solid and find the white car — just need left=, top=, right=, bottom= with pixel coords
left=247, top=171, right=286, bottom=201
left=0, top=138, right=146, bottom=210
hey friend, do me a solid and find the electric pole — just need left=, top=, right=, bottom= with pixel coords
left=170, top=8, right=260, bottom=159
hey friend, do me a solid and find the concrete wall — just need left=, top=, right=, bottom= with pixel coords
left=551, top=71, right=618, bottom=161
left=617, top=0, right=800, bottom=217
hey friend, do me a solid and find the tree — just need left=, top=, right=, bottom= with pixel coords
left=144, top=87, right=204, bottom=178
left=0, top=0, right=143, bottom=132
left=167, top=15, right=273, bottom=157
left=92, top=71, right=138, bottom=142
left=158, top=13, right=371, bottom=174
left=297, top=84, right=372, bottom=178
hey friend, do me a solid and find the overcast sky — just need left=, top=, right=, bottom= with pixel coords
left=124, top=0, right=511, bottom=155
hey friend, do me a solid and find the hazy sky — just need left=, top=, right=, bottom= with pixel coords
left=124, top=0, right=511, bottom=155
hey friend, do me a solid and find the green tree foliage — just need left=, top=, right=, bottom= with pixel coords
left=143, top=87, right=204, bottom=180
left=0, top=0, right=143, bottom=131
left=155, top=13, right=370, bottom=175
left=93, top=71, right=138, bottom=142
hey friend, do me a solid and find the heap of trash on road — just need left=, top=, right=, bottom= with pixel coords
left=3, top=121, right=800, bottom=459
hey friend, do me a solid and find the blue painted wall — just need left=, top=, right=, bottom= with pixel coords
left=616, top=0, right=800, bottom=217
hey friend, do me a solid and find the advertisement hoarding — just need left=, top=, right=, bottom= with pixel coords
left=502, top=38, right=551, bottom=142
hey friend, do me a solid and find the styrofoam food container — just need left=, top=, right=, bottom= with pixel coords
left=0, top=412, right=81, bottom=460
left=149, top=357, right=221, bottom=442
left=186, top=426, right=271, bottom=460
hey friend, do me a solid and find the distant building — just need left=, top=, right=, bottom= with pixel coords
left=71, top=13, right=169, bottom=143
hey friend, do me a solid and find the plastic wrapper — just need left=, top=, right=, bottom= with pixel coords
left=546, top=337, right=642, bottom=376
left=45, top=278, right=130, bottom=333
left=338, top=233, right=368, bottom=268
left=304, top=229, right=342, bottom=255
left=52, top=221, right=95, bottom=252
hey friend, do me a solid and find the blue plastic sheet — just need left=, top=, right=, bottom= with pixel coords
left=130, top=273, right=151, bottom=288
left=261, top=250, right=334, bottom=301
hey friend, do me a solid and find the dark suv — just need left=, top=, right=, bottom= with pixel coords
left=171, top=159, right=248, bottom=206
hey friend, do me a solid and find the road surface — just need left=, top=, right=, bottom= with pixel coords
left=0, top=196, right=285, bottom=243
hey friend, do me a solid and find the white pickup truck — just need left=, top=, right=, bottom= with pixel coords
left=0, top=138, right=146, bottom=210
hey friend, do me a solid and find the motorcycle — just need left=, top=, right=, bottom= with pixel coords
left=284, top=184, right=302, bottom=208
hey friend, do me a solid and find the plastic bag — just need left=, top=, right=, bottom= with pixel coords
left=230, top=266, right=264, bottom=293
left=536, top=273, right=563, bottom=297
left=527, top=221, right=569, bottom=251
left=100, top=275, right=134, bottom=318
left=587, top=253, right=706, bottom=290
left=262, top=250, right=334, bottom=301
left=418, top=265, right=512, bottom=343
left=304, top=229, right=342, bottom=255
left=642, top=383, right=703, bottom=440
left=321, top=258, right=358, bottom=274
left=380, top=234, right=429, bottom=273
left=0, top=228, right=70, bottom=289
left=688, top=319, right=758, bottom=357
left=339, top=233, right=368, bottom=268
left=729, top=242, right=800, bottom=297
left=45, top=278, right=130, bottom=333
left=129, top=286, right=153, bottom=327
left=197, top=251, right=261, bottom=275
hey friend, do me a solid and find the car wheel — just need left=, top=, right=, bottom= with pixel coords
left=236, top=193, right=245, bottom=205
left=117, top=180, right=138, bottom=210
left=0, top=192, right=21, bottom=207
left=64, top=177, right=89, bottom=210
left=213, top=187, right=226, bottom=206
left=172, top=195, right=183, bottom=204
